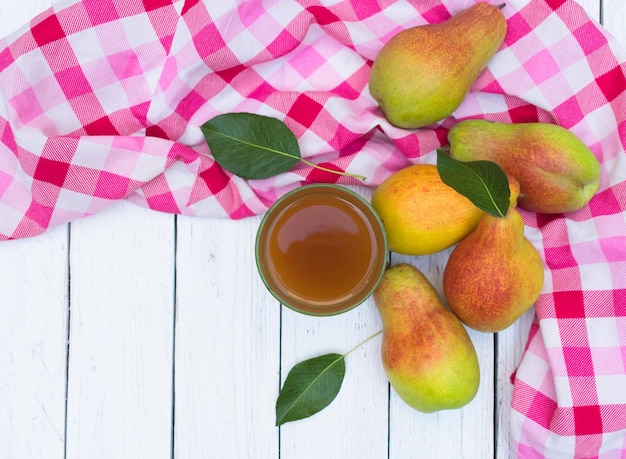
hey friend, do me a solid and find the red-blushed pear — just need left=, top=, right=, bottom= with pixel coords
left=448, top=119, right=601, bottom=214
left=373, top=263, right=480, bottom=413
left=369, top=3, right=507, bottom=129
left=442, top=182, right=545, bottom=333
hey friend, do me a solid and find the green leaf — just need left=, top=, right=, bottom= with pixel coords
left=201, top=112, right=367, bottom=181
left=200, top=112, right=301, bottom=180
left=436, top=149, right=511, bottom=217
left=276, top=353, right=346, bottom=426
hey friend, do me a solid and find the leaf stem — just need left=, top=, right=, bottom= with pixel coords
left=342, top=329, right=383, bottom=358
left=299, top=158, right=367, bottom=182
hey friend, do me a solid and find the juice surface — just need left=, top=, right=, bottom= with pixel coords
left=265, top=193, right=379, bottom=310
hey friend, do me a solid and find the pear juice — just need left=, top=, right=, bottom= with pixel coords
left=256, top=185, right=387, bottom=315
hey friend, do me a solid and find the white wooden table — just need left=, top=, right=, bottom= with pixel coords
left=1, top=1, right=623, bottom=458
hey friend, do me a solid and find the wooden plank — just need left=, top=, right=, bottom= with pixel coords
left=575, top=0, right=601, bottom=20
left=496, top=309, right=534, bottom=459
left=0, top=225, right=69, bottom=459
left=64, top=203, right=175, bottom=459
left=0, top=0, right=55, bottom=36
left=603, top=0, right=626, bottom=46
left=279, top=298, right=390, bottom=459
left=173, top=215, right=281, bottom=458
left=389, top=250, right=495, bottom=459
left=278, top=186, right=390, bottom=459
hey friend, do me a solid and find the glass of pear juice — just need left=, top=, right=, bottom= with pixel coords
left=255, top=184, right=389, bottom=316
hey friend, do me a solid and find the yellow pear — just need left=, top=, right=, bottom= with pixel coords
left=374, top=263, right=480, bottom=412
left=369, top=3, right=507, bottom=129
left=371, top=164, right=484, bottom=255
left=442, top=186, right=544, bottom=332
left=448, top=119, right=602, bottom=213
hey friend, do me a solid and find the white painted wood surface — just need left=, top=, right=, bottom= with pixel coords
left=0, top=1, right=623, bottom=458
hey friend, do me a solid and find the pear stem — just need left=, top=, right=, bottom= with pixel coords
left=342, top=329, right=383, bottom=358
left=496, top=3, right=506, bottom=9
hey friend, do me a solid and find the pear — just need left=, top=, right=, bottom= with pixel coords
left=448, top=119, right=601, bottom=213
left=369, top=3, right=507, bottom=129
left=373, top=263, right=480, bottom=413
left=442, top=185, right=544, bottom=333
left=371, top=164, right=484, bottom=256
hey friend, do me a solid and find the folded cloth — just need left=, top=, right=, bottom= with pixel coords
left=1, top=0, right=625, bottom=455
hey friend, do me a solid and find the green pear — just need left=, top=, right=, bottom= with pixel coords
left=448, top=120, right=601, bottom=213
left=369, top=3, right=507, bottom=129
left=373, top=263, right=480, bottom=413
left=442, top=192, right=545, bottom=332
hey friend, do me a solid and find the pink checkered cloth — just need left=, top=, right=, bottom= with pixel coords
left=1, top=0, right=625, bottom=455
